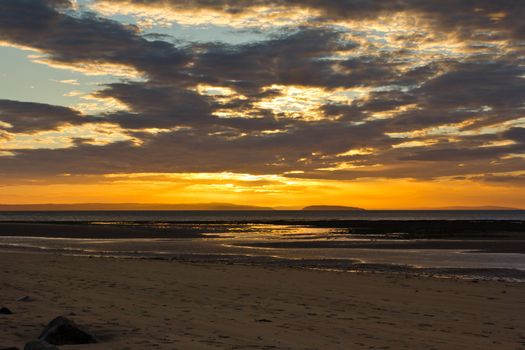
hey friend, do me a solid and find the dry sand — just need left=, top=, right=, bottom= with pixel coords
left=1, top=252, right=524, bottom=349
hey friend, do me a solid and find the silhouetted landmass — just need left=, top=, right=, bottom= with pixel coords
left=0, top=203, right=274, bottom=211
left=302, top=205, right=365, bottom=211
left=429, top=206, right=524, bottom=210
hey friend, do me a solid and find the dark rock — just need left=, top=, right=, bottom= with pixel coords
left=0, top=307, right=13, bottom=315
left=0, top=347, right=20, bottom=350
left=24, top=341, right=58, bottom=350
left=16, top=296, right=33, bottom=302
left=38, top=316, right=96, bottom=345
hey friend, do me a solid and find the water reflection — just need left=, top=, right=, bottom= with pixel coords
left=1, top=223, right=524, bottom=278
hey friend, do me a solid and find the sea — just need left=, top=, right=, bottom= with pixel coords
left=1, top=210, right=524, bottom=281
left=1, top=210, right=524, bottom=222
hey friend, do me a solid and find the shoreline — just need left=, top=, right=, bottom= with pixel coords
left=1, top=220, right=524, bottom=282
left=2, top=244, right=525, bottom=283
left=1, top=251, right=524, bottom=349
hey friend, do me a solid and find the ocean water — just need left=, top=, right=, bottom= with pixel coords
left=1, top=210, right=524, bottom=222
left=1, top=210, right=524, bottom=280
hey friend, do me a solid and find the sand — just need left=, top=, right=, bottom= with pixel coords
left=1, top=252, right=524, bottom=350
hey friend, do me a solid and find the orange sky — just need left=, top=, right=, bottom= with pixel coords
left=1, top=173, right=524, bottom=209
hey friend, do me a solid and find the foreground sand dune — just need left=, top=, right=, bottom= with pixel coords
left=1, top=252, right=524, bottom=349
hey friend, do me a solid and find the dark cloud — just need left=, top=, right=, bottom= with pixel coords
left=189, top=29, right=360, bottom=91
left=504, top=128, right=525, bottom=144
left=0, top=99, right=86, bottom=133
left=97, top=82, right=287, bottom=132
left=416, top=61, right=525, bottom=110
left=96, top=83, right=215, bottom=128
left=473, top=173, right=525, bottom=185
left=0, top=0, right=188, bottom=79
left=399, top=145, right=518, bottom=162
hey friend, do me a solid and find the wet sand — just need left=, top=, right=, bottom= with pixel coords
left=1, top=221, right=525, bottom=280
left=1, top=252, right=525, bottom=349
left=235, top=239, right=525, bottom=253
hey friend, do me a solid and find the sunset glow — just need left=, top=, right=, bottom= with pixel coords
left=1, top=0, right=524, bottom=209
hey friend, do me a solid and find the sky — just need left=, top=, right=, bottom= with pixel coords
left=0, top=0, right=525, bottom=209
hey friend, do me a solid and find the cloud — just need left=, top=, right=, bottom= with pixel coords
left=91, top=0, right=321, bottom=29
left=52, top=79, right=80, bottom=85
left=0, top=99, right=86, bottom=133
left=0, top=0, right=524, bottom=187
left=0, top=0, right=188, bottom=79
left=504, top=127, right=525, bottom=144
left=91, top=0, right=525, bottom=42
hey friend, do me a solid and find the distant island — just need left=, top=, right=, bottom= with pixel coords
left=429, top=206, right=524, bottom=211
left=302, top=205, right=366, bottom=211
left=0, top=203, right=274, bottom=211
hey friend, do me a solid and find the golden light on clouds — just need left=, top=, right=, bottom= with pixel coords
left=256, top=85, right=366, bottom=121
left=337, top=148, right=376, bottom=157
left=392, top=139, right=440, bottom=149
left=316, top=162, right=383, bottom=172
left=91, top=1, right=320, bottom=29
left=0, top=123, right=135, bottom=150
left=71, top=93, right=131, bottom=115
left=196, top=84, right=248, bottom=107
left=367, top=104, right=419, bottom=121
left=387, top=117, right=525, bottom=144
left=386, top=119, right=483, bottom=139
left=0, top=40, right=44, bottom=52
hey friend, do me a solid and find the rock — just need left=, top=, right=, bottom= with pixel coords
left=38, top=316, right=96, bottom=345
left=24, top=341, right=58, bottom=350
left=0, top=307, right=13, bottom=315
left=0, top=347, right=20, bottom=350
left=16, top=296, right=33, bottom=302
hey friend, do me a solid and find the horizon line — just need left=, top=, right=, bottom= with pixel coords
left=0, top=203, right=523, bottom=211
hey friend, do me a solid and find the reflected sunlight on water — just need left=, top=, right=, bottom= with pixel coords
left=1, top=222, right=524, bottom=281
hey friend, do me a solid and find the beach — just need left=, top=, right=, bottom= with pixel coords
left=1, top=251, right=524, bottom=350
left=1, top=217, right=525, bottom=349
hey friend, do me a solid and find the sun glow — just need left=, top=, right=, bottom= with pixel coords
left=0, top=171, right=523, bottom=209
